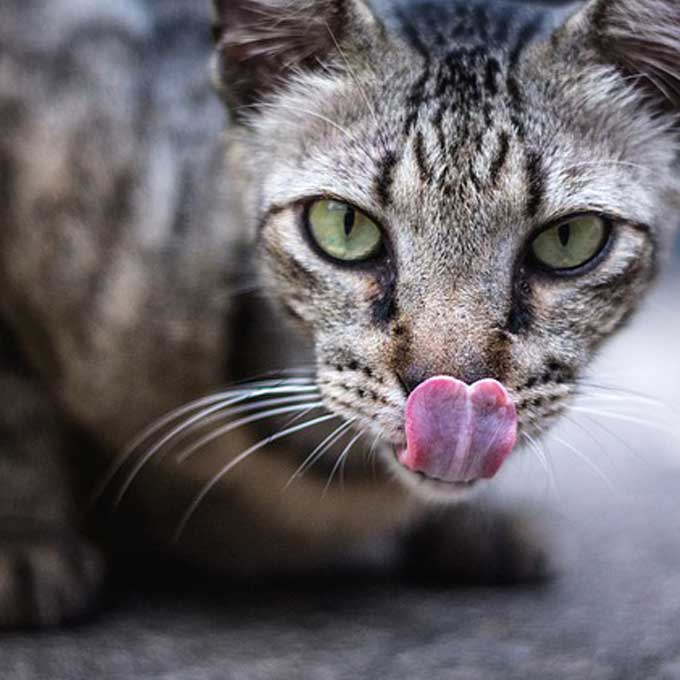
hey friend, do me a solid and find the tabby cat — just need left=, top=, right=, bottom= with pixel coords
left=0, top=0, right=678, bottom=627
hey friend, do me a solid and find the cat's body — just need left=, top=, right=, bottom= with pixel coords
left=0, top=0, right=678, bottom=627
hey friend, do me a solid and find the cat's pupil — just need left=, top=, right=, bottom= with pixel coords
left=343, top=207, right=356, bottom=236
left=558, top=223, right=571, bottom=247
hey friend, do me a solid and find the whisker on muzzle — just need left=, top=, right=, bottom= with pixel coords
left=89, top=376, right=319, bottom=510
left=173, top=412, right=337, bottom=542
left=284, top=418, right=355, bottom=489
left=323, top=429, right=366, bottom=495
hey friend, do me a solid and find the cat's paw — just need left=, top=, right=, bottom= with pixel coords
left=403, top=506, right=552, bottom=586
left=0, top=528, right=105, bottom=628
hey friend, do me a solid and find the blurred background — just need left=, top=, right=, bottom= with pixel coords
left=2, top=0, right=680, bottom=678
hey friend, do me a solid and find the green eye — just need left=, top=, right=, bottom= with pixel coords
left=530, top=215, right=609, bottom=271
left=307, top=200, right=383, bottom=262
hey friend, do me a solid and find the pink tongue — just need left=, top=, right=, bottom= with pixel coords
left=399, top=376, right=517, bottom=483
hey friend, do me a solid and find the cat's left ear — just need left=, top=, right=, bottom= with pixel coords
left=212, top=0, right=384, bottom=118
left=560, top=0, right=680, bottom=118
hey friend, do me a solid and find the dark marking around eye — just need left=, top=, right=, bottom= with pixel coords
left=372, top=273, right=399, bottom=325
left=589, top=247, right=651, bottom=293
left=263, top=241, right=323, bottom=291
left=507, top=274, right=534, bottom=334
left=388, top=317, right=413, bottom=380
left=483, top=329, right=513, bottom=382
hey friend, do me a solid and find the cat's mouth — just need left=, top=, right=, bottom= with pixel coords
left=392, top=376, right=518, bottom=487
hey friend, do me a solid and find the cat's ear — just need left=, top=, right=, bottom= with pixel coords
left=562, top=0, right=680, bottom=118
left=212, top=0, right=384, bottom=118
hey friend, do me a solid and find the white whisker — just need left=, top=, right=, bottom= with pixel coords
left=284, top=418, right=354, bottom=489
left=151, top=393, right=322, bottom=467
left=173, top=412, right=337, bottom=541
left=228, top=283, right=263, bottom=297
left=111, top=397, right=321, bottom=509
left=570, top=406, right=678, bottom=438
left=367, top=427, right=385, bottom=479
left=575, top=381, right=674, bottom=413
left=228, top=369, right=316, bottom=387
left=174, top=401, right=326, bottom=465
left=572, top=412, right=647, bottom=466
left=522, top=431, right=551, bottom=482
left=323, top=429, right=365, bottom=495
left=549, top=432, right=617, bottom=492
left=88, top=378, right=319, bottom=508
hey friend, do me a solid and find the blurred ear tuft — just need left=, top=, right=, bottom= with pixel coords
left=212, top=0, right=382, bottom=118
left=587, top=0, right=680, bottom=116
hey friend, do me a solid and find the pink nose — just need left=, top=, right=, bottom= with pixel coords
left=398, top=376, right=517, bottom=483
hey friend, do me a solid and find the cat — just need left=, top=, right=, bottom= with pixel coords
left=0, top=0, right=678, bottom=628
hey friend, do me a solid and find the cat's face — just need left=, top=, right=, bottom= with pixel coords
left=215, top=0, right=680, bottom=498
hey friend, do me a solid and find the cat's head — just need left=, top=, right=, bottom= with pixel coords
left=213, top=0, right=680, bottom=499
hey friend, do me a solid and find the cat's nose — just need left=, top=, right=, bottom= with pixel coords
left=397, top=366, right=429, bottom=396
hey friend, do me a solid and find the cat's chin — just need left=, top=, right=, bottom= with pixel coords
left=380, top=442, right=484, bottom=504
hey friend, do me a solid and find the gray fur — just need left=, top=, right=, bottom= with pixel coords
left=0, top=0, right=678, bottom=627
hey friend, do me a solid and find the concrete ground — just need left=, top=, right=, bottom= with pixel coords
left=2, top=270, right=679, bottom=679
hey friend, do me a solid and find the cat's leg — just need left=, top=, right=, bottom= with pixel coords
left=0, top=360, right=104, bottom=628
left=401, top=501, right=552, bottom=586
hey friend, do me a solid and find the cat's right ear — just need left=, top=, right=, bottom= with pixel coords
left=556, top=0, right=680, bottom=121
left=212, top=0, right=384, bottom=120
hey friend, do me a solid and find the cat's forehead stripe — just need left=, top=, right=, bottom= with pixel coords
left=525, top=151, right=546, bottom=219
left=412, top=130, right=431, bottom=186
left=488, top=130, right=511, bottom=189
left=374, top=150, right=399, bottom=209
